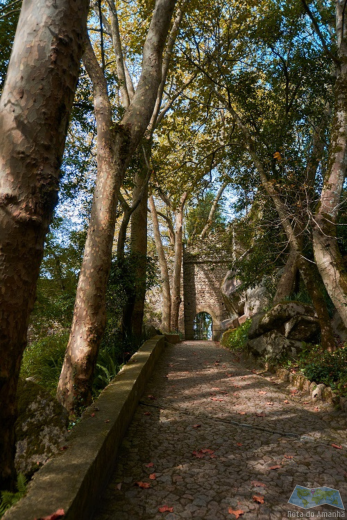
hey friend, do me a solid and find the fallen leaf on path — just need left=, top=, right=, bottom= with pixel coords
left=136, top=482, right=150, bottom=489
left=147, top=395, right=156, bottom=400
left=212, top=388, right=221, bottom=391
left=158, top=506, right=174, bottom=513
left=90, top=413, right=95, bottom=418
left=266, top=402, right=274, bottom=406
left=314, top=407, right=319, bottom=412
left=284, top=400, right=289, bottom=404
left=59, top=446, right=68, bottom=451
left=251, top=481, right=266, bottom=488
left=192, top=450, right=204, bottom=458
left=193, top=424, right=201, bottom=428
left=252, top=369, right=257, bottom=374
left=105, top=419, right=110, bottom=423
left=269, top=465, right=281, bottom=470
left=258, top=391, right=267, bottom=395
left=116, top=483, right=122, bottom=490
left=238, top=411, right=246, bottom=415
left=332, top=444, right=342, bottom=449
left=36, top=509, right=65, bottom=520
left=255, top=413, right=265, bottom=417
left=237, top=443, right=243, bottom=447
left=253, top=495, right=265, bottom=504
left=284, top=455, right=293, bottom=459
left=149, top=473, right=156, bottom=480
left=290, top=389, right=298, bottom=395
left=201, top=448, right=215, bottom=454
left=146, top=462, right=154, bottom=467
left=144, top=412, right=151, bottom=416
left=228, top=507, right=244, bottom=518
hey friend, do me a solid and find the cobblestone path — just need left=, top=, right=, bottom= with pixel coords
left=92, top=341, right=347, bottom=520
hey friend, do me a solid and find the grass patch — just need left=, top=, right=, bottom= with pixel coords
left=0, top=474, right=27, bottom=518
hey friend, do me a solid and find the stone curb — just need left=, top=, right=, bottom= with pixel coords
left=4, top=335, right=167, bottom=520
left=275, top=367, right=347, bottom=412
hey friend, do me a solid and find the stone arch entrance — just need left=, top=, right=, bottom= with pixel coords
left=193, top=311, right=213, bottom=340
left=181, top=245, right=230, bottom=340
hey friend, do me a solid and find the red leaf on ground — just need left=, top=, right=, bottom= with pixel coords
left=303, top=402, right=309, bottom=404
left=211, top=397, right=224, bottom=401
left=220, top=391, right=228, bottom=394
left=192, top=450, right=204, bottom=458
left=251, top=481, right=266, bottom=488
left=284, top=455, right=293, bottom=459
left=269, top=465, right=281, bottom=470
left=193, top=424, right=201, bottom=428
left=201, top=448, right=215, bottom=454
left=266, top=402, right=274, bottom=406
left=116, top=483, right=122, bottom=490
left=146, top=462, right=154, bottom=467
left=159, top=506, right=174, bottom=513
left=90, top=413, right=95, bottom=418
left=228, top=507, right=245, bottom=518
left=36, top=510, right=65, bottom=520
left=136, top=482, right=150, bottom=488
left=255, top=413, right=265, bottom=417
left=238, top=411, right=246, bottom=415
left=237, top=443, right=243, bottom=447
left=147, top=395, right=156, bottom=400
left=314, top=407, right=319, bottom=412
left=212, top=387, right=221, bottom=391
left=258, top=391, right=267, bottom=395
left=284, top=400, right=289, bottom=404
left=144, top=412, right=151, bottom=416
left=253, top=495, right=265, bottom=504
left=252, top=369, right=257, bottom=373
left=290, top=389, right=298, bottom=394
left=149, top=473, right=156, bottom=480
left=59, top=446, right=68, bottom=451
left=332, top=444, right=342, bottom=449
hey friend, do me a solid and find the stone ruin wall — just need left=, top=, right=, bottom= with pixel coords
left=180, top=248, right=230, bottom=340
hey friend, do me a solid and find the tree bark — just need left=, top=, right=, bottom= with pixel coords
left=273, top=249, right=298, bottom=304
left=0, top=0, right=89, bottom=489
left=149, top=195, right=171, bottom=331
left=199, top=181, right=228, bottom=239
left=129, top=170, right=149, bottom=338
left=57, top=0, right=178, bottom=414
left=171, top=192, right=187, bottom=331
left=312, top=2, right=347, bottom=327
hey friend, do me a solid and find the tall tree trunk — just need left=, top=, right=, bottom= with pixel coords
left=312, top=3, right=347, bottom=327
left=57, top=0, right=178, bottom=414
left=130, top=172, right=149, bottom=338
left=149, top=195, right=171, bottom=331
left=0, top=0, right=89, bottom=489
left=171, top=192, right=187, bottom=331
left=273, top=249, right=298, bottom=304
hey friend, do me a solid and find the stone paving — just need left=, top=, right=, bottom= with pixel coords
left=92, top=341, right=347, bottom=520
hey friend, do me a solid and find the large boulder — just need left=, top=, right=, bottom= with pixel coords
left=248, top=302, right=319, bottom=341
left=247, top=330, right=304, bottom=361
left=15, top=379, right=68, bottom=477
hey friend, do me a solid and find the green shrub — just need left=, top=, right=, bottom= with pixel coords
left=20, top=332, right=68, bottom=395
left=0, top=474, right=27, bottom=517
left=221, top=320, right=251, bottom=350
left=298, top=345, right=347, bottom=395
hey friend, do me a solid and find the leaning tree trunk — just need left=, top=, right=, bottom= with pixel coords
left=273, top=249, right=298, bottom=304
left=57, top=0, right=177, bottom=414
left=313, top=2, right=347, bottom=327
left=0, top=0, right=89, bottom=489
left=171, top=192, right=187, bottom=331
left=149, top=195, right=171, bottom=332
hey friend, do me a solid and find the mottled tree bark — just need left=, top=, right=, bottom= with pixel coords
left=149, top=195, right=171, bottom=332
left=312, top=2, right=347, bottom=327
left=171, top=192, right=187, bottom=331
left=273, top=250, right=298, bottom=304
left=57, top=0, right=177, bottom=414
left=0, top=0, right=89, bottom=488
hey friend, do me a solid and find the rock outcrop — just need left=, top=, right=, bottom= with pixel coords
left=246, top=302, right=320, bottom=362
left=15, top=379, right=68, bottom=477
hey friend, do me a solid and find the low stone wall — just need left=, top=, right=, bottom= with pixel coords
left=275, top=367, right=347, bottom=412
left=4, top=335, right=168, bottom=520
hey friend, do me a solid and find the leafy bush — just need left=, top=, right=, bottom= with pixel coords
left=222, top=320, right=251, bottom=350
left=0, top=474, right=26, bottom=517
left=20, top=332, right=69, bottom=395
left=298, top=344, right=347, bottom=395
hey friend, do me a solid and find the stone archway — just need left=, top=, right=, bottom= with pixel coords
left=181, top=246, right=230, bottom=340
left=193, top=311, right=213, bottom=340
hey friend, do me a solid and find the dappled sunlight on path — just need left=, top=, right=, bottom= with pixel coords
left=92, top=341, right=347, bottom=520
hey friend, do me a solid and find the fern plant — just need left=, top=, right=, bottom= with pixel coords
left=0, top=473, right=27, bottom=517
